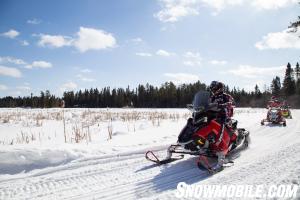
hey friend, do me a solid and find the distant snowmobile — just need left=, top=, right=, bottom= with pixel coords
left=281, top=106, right=292, bottom=119
left=261, top=107, right=286, bottom=126
left=145, top=91, right=250, bottom=174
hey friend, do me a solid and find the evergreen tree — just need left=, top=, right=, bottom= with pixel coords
left=295, top=62, right=300, bottom=80
left=296, top=62, right=300, bottom=95
left=45, top=90, right=51, bottom=108
left=254, top=84, right=262, bottom=98
left=270, top=76, right=281, bottom=96
left=283, top=63, right=296, bottom=96
left=40, top=91, right=45, bottom=108
left=289, top=16, right=300, bottom=32
left=289, top=1, right=300, bottom=32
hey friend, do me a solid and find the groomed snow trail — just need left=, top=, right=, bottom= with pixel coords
left=0, top=109, right=299, bottom=199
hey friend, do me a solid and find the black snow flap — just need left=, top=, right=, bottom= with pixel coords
left=197, top=155, right=234, bottom=174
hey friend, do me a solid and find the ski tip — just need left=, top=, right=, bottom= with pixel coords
left=145, top=151, right=160, bottom=164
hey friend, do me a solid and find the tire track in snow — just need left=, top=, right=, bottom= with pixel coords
left=0, top=146, right=189, bottom=199
left=0, top=149, right=203, bottom=200
left=0, top=153, right=150, bottom=199
left=66, top=156, right=206, bottom=200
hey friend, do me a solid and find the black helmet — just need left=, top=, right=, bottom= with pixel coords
left=209, top=81, right=224, bottom=95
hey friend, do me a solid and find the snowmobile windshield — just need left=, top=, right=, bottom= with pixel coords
left=192, top=91, right=211, bottom=112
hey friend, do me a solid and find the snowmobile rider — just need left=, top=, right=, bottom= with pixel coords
left=206, top=81, right=238, bottom=171
left=281, top=100, right=290, bottom=110
left=209, top=81, right=234, bottom=123
left=281, top=100, right=292, bottom=117
left=267, top=96, right=282, bottom=108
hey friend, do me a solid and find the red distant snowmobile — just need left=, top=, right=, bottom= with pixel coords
left=261, top=107, right=286, bottom=126
left=145, top=91, right=250, bottom=174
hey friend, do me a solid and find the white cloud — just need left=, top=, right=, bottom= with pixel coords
left=0, top=56, right=27, bottom=65
left=136, top=52, right=152, bottom=57
left=0, top=65, right=22, bottom=78
left=183, top=51, right=202, bottom=66
left=25, top=61, right=52, bottom=69
left=76, top=74, right=96, bottom=82
left=201, top=0, right=243, bottom=13
left=252, top=0, right=298, bottom=10
left=1, top=29, right=19, bottom=39
left=210, top=60, right=228, bottom=65
left=32, top=61, right=52, bottom=68
left=74, top=27, right=116, bottom=52
left=183, top=61, right=194, bottom=66
left=21, top=40, right=29, bottom=46
left=155, top=0, right=200, bottom=22
left=27, top=18, right=42, bottom=25
left=60, top=82, right=77, bottom=92
left=0, top=84, right=8, bottom=90
left=184, top=51, right=201, bottom=59
left=164, top=73, right=199, bottom=85
left=155, top=0, right=297, bottom=22
left=80, top=68, right=92, bottom=73
left=183, top=60, right=201, bottom=66
left=38, top=34, right=73, bottom=48
left=156, top=49, right=174, bottom=56
left=37, top=27, right=116, bottom=53
left=255, top=29, right=300, bottom=50
left=135, top=50, right=175, bottom=57
left=154, top=0, right=244, bottom=22
left=227, top=65, right=285, bottom=78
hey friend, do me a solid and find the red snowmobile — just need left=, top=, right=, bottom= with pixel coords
left=145, top=91, right=250, bottom=173
left=261, top=107, right=286, bottom=126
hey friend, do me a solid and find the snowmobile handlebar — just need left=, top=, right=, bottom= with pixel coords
left=186, top=103, right=220, bottom=112
left=187, top=101, right=233, bottom=109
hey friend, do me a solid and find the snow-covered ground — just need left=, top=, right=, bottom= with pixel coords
left=0, top=108, right=299, bottom=199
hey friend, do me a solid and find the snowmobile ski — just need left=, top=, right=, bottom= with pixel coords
left=145, top=150, right=184, bottom=165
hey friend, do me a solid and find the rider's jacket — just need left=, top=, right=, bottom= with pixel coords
left=210, top=92, right=234, bottom=123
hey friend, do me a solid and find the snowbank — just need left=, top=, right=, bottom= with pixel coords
left=0, top=147, right=80, bottom=175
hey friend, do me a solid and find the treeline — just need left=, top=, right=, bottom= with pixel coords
left=0, top=62, right=299, bottom=108
left=62, top=82, right=207, bottom=108
left=0, top=90, right=61, bottom=108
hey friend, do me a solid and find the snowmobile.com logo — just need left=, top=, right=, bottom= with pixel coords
left=175, top=182, right=299, bottom=199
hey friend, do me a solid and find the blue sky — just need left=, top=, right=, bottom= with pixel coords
left=0, top=0, right=299, bottom=97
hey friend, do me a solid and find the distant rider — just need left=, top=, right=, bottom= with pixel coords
left=267, top=96, right=281, bottom=108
